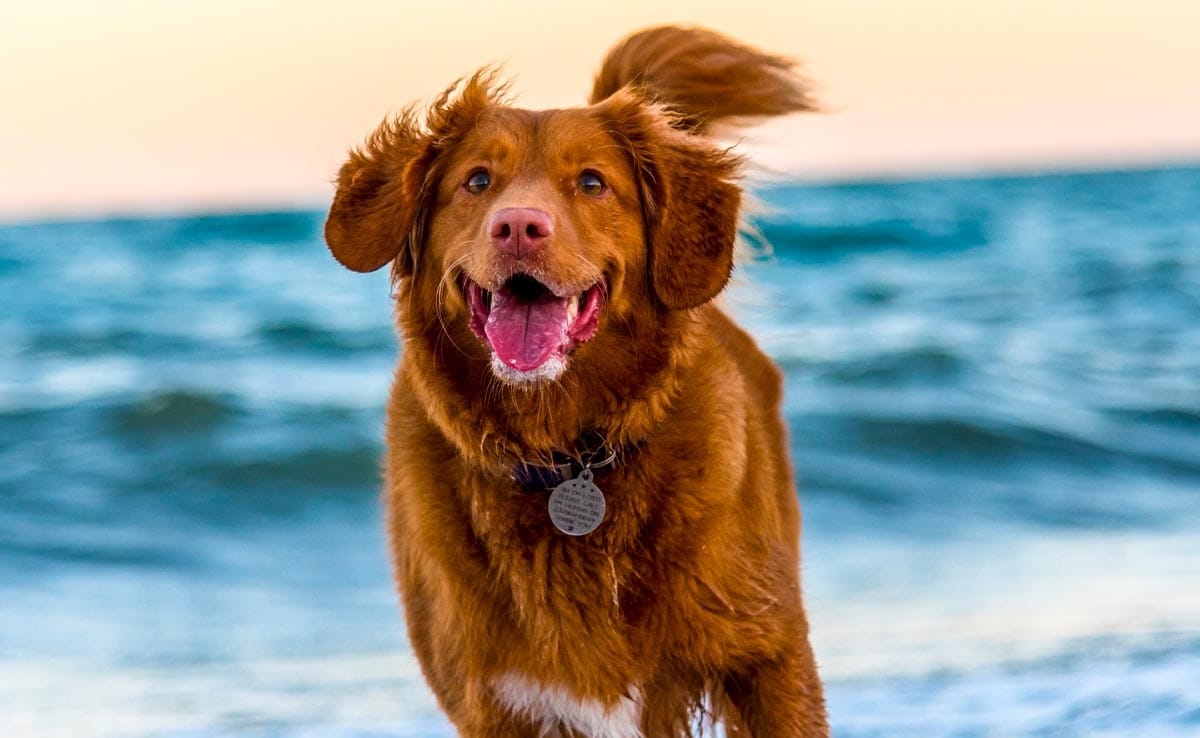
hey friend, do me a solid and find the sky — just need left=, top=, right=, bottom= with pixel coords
left=2, top=0, right=1199, bottom=219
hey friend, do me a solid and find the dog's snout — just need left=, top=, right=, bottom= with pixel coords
left=489, top=208, right=553, bottom=257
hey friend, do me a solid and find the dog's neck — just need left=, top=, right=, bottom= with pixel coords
left=511, top=429, right=623, bottom=490
left=401, top=304, right=706, bottom=477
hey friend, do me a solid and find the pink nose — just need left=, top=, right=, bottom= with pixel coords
left=488, top=208, right=553, bottom=257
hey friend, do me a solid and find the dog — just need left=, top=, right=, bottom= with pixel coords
left=325, top=25, right=828, bottom=737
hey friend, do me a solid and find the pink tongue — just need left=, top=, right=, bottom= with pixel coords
left=484, top=288, right=570, bottom=371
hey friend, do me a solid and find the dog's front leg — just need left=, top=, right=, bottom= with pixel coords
left=458, top=722, right=542, bottom=738
left=724, top=642, right=829, bottom=737
left=456, top=703, right=544, bottom=738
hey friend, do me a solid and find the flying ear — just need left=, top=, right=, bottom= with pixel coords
left=325, top=69, right=510, bottom=277
left=590, top=26, right=814, bottom=308
left=590, top=25, right=816, bottom=133
left=325, top=113, right=429, bottom=275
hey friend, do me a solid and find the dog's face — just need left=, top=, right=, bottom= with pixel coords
left=429, top=107, right=644, bottom=383
left=326, top=77, right=742, bottom=387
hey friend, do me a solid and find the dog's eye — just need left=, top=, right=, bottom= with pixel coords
left=578, top=171, right=606, bottom=196
left=466, top=170, right=490, bottom=194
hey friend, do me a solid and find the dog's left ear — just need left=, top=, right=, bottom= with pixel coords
left=599, top=91, right=743, bottom=310
left=645, top=138, right=742, bottom=310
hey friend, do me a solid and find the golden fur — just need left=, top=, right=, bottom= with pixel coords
left=325, top=25, right=828, bottom=737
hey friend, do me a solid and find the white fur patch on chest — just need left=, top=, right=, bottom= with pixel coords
left=491, top=672, right=643, bottom=738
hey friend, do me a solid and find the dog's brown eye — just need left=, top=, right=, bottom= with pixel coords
left=578, top=171, right=605, bottom=196
left=466, top=170, right=490, bottom=194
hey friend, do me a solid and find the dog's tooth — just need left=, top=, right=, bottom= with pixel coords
left=566, top=295, right=579, bottom=323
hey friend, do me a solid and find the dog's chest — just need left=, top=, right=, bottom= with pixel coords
left=491, top=671, right=643, bottom=738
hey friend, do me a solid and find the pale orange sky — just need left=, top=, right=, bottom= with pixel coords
left=2, top=0, right=1199, bottom=219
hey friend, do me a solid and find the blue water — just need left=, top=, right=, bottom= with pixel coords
left=3, top=166, right=1200, bottom=737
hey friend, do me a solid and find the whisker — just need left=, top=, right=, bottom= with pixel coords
left=432, top=249, right=479, bottom=359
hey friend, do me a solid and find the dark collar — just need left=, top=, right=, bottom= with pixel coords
left=511, top=430, right=617, bottom=490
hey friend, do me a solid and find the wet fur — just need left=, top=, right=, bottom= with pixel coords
left=325, top=25, right=828, bottom=737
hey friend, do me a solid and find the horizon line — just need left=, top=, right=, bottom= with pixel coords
left=5, top=155, right=1198, bottom=229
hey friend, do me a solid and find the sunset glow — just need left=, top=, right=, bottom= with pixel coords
left=3, top=0, right=1198, bottom=218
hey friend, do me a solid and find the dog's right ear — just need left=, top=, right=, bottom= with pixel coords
left=326, top=70, right=509, bottom=276
left=325, top=112, right=430, bottom=275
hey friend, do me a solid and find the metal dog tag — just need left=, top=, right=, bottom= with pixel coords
left=548, top=467, right=606, bottom=536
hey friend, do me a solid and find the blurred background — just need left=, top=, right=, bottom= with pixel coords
left=2, top=2, right=1199, bottom=736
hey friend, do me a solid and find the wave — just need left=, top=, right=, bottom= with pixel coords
left=790, top=406, right=1200, bottom=531
left=760, top=217, right=988, bottom=258
left=256, top=320, right=395, bottom=354
left=20, top=328, right=200, bottom=358
left=205, top=445, right=383, bottom=493
left=149, top=209, right=324, bottom=247
left=107, top=389, right=242, bottom=436
left=1105, top=405, right=1200, bottom=432
left=780, top=345, right=966, bottom=386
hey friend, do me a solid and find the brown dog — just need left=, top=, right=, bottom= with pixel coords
left=325, top=25, right=828, bottom=737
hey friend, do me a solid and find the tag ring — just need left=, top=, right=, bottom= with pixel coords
left=583, top=447, right=617, bottom=471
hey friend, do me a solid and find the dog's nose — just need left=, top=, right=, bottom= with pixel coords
left=488, top=208, right=553, bottom=257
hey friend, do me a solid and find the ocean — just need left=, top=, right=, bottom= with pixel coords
left=2, top=165, right=1199, bottom=737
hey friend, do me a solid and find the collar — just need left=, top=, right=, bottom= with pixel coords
left=511, top=430, right=618, bottom=490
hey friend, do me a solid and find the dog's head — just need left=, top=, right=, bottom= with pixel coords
left=326, top=26, right=810, bottom=389
left=326, top=79, right=743, bottom=386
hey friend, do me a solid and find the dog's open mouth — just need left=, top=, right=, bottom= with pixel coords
left=464, top=273, right=605, bottom=376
